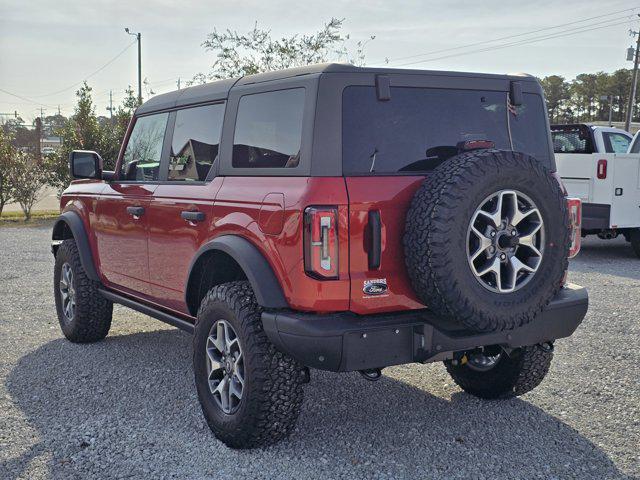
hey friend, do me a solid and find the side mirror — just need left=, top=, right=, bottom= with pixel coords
left=69, top=150, right=105, bottom=180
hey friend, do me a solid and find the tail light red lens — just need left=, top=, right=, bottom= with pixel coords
left=567, top=198, right=582, bottom=258
left=304, top=206, right=339, bottom=279
left=597, top=159, right=607, bottom=179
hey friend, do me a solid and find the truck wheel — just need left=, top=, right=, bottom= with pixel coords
left=193, top=281, right=305, bottom=449
left=404, top=150, right=570, bottom=332
left=444, top=344, right=553, bottom=399
left=630, top=229, right=640, bottom=258
left=54, top=239, right=113, bottom=343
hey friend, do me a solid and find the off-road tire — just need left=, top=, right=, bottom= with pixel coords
left=630, top=229, right=640, bottom=258
left=193, top=281, right=305, bottom=449
left=404, top=150, right=570, bottom=332
left=444, top=345, right=553, bottom=399
left=54, top=239, right=113, bottom=343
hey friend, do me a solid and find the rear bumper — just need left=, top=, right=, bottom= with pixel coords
left=262, top=284, right=588, bottom=372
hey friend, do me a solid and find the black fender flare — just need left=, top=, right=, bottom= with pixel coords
left=186, top=235, right=289, bottom=311
left=52, top=211, right=100, bottom=282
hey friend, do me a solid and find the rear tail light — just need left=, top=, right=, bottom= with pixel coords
left=567, top=198, right=582, bottom=258
left=597, top=159, right=607, bottom=179
left=304, top=206, right=339, bottom=279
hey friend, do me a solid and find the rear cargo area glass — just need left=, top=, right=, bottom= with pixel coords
left=342, top=86, right=550, bottom=174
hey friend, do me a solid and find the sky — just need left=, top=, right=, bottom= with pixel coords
left=0, top=0, right=638, bottom=122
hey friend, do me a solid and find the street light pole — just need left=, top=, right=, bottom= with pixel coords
left=125, top=27, right=142, bottom=105
left=625, top=17, right=640, bottom=132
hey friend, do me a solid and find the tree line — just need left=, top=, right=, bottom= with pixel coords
left=539, top=70, right=639, bottom=125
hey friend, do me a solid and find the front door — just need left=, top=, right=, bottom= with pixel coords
left=94, top=111, right=169, bottom=295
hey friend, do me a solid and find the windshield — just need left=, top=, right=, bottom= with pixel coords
left=342, top=86, right=551, bottom=174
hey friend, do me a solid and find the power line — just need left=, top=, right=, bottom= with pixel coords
left=383, top=7, right=640, bottom=65
left=0, top=88, right=56, bottom=109
left=29, top=39, right=137, bottom=98
left=393, top=18, right=637, bottom=67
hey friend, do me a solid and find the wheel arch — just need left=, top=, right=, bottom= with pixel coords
left=185, top=235, right=289, bottom=316
left=51, top=211, right=100, bottom=282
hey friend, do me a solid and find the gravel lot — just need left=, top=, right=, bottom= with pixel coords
left=0, top=224, right=638, bottom=479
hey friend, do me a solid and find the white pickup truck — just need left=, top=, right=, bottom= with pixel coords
left=552, top=124, right=640, bottom=257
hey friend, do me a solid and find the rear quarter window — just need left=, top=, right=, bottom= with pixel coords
left=232, top=88, right=305, bottom=169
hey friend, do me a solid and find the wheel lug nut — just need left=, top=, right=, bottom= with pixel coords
left=490, top=231, right=496, bottom=238
left=500, top=253, right=506, bottom=260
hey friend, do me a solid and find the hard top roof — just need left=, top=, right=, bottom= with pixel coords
left=136, top=63, right=537, bottom=115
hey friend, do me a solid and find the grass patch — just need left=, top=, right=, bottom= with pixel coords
left=0, top=209, right=59, bottom=226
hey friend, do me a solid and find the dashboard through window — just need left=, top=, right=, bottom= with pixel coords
left=232, top=88, right=305, bottom=169
left=120, top=113, right=168, bottom=181
left=169, top=104, right=225, bottom=181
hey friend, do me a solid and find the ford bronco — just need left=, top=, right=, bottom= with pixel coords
left=52, top=64, right=588, bottom=449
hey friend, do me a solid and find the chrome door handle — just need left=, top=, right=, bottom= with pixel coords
left=181, top=211, right=205, bottom=222
left=126, top=206, right=145, bottom=217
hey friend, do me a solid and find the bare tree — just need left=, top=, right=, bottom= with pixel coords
left=10, top=152, right=48, bottom=221
left=0, top=128, right=17, bottom=216
left=192, top=18, right=374, bottom=83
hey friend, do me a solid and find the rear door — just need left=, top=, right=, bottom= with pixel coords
left=341, top=84, right=547, bottom=314
left=95, top=112, right=168, bottom=295
left=146, top=103, right=226, bottom=312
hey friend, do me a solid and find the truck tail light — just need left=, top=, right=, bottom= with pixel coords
left=567, top=198, right=581, bottom=258
left=304, top=206, right=339, bottom=279
left=597, top=159, right=607, bottom=179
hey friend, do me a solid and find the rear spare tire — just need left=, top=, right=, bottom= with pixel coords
left=404, top=150, right=569, bottom=332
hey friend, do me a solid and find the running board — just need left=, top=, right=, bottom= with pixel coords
left=98, top=289, right=195, bottom=334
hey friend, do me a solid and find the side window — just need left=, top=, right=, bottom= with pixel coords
left=168, top=104, right=225, bottom=181
left=631, top=135, right=640, bottom=154
left=232, top=88, right=305, bottom=169
left=602, top=132, right=631, bottom=154
left=120, top=113, right=168, bottom=181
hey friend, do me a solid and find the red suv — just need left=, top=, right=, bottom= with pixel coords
left=52, top=64, right=587, bottom=449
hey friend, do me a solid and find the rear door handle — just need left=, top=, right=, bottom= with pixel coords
left=126, top=206, right=145, bottom=217
left=367, top=210, right=381, bottom=269
left=181, top=211, right=205, bottom=223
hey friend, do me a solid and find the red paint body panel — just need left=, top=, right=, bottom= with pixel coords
left=59, top=173, right=430, bottom=317
left=345, top=176, right=426, bottom=314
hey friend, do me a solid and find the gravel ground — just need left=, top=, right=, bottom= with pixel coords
left=0, top=224, right=638, bottom=480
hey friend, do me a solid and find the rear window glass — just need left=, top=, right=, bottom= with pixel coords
left=232, top=88, right=305, bottom=169
left=551, top=126, right=593, bottom=154
left=602, top=132, right=631, bottom=153
left=342, top=86, right=549, bottom=174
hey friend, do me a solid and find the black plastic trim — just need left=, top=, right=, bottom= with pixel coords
left=581, top=202, right=611, bottom=230
left=186, top=235, right=289, bottom=311
left=99, top=288, right=194, bottom=333
left=51, top=212, right=99, bottom=281
left=367, top=210, right=381, bottom=269
left=262, top=284, right=588, bottom=372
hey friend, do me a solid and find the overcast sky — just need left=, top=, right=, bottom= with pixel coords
left=1, top=0, right=638, bottom=121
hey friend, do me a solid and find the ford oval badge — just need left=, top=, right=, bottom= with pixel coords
left=363, top=279, right=388, bottom=296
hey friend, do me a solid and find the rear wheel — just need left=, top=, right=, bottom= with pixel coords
left=193, top=281, right=305, bottom=449
left=444, top=344, right=553, bottom=399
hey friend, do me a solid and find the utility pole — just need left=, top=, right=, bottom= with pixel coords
left=106, top=90, right=114, bottom=121
left=177, top=77, right=181, bottom=90
left=625, top=16, right=640, bottom=132
left=601, top=95, right=614, bottom=127
left=125, top=27, right=142, bottom=104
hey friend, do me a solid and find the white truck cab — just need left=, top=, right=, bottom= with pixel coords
left=552, top=124, right=640, bottom=257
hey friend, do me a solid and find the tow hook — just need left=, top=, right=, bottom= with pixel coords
left=359, top=368, right=382, bottom=381
left=538, top=342, right=554, bottom=352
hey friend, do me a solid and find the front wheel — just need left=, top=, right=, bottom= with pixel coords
left=54, top=239, right=113, bottom=343
left=193, top=281, right=305, bottom=449
left=444, top=344, right=553, bottom=399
